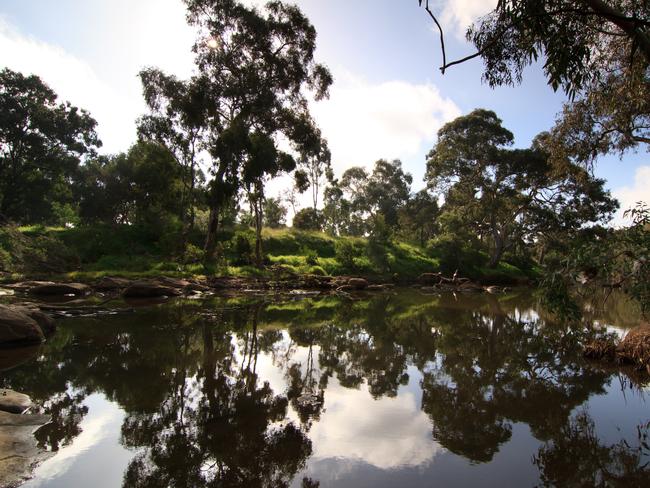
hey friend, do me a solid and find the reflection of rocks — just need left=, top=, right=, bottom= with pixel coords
left=0, top=411, right=52, bottom=488
left=0, top=389, right=32, bottom=414
left=0, top=305, right=45, bottom=346
left=0, top=345, right=40, bottom=372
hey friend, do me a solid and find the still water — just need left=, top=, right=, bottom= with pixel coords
left=2, top=289, right=649, bottom=487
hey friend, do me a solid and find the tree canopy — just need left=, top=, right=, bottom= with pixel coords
left=0, top=68, right=100, bottom=224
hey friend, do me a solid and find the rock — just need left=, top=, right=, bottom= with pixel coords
left=12, top=308, right=56, bottom=335
left=0, top=346, right=40, bottom=372
left=0, top=390, right=32, bottom=414
left=418, top=273, right=442, bottom=285
left=93, top=276, right=132, bottom=291
left=0, top=411, right=53, bottom=488
left=367, top=284, right=386, bottom=291
left=347, top=278, right=368, bottom=290
left=186, top=282, right=211, bottom=292
left=30, top=283, right=91, bottom=296
left=123, top=282, right=183, bottom=298
left=156, top=277, right=192, bottom=289
left=4, top=281, right=55, bottom=291
left=0, top=305, right=45, bottom=346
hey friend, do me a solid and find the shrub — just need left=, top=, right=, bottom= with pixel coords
left=303, top=247, right=319, bottom=266
left=335, top=240, right=357, bottom=270
left=183, top=243, right=204, bottom=264
left=427, top=234, right=485, bottom=276
left=308, top=265, right=327, bottom=276
left=293, top=208, right=323, bottom=231
left=232, top=232, right=253, bottom=265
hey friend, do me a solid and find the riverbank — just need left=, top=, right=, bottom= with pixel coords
left=0, top=224, right=537, bottom=286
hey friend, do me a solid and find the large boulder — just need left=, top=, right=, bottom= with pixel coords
left=0, top=390, right=32, bottom=414
left=30, top=282, right=91, bottom=296
left=123, top=282, right=183, bottom=298
left=12, top=307, right=56, bottom=336
left=0, top=305, right=44, bottom=346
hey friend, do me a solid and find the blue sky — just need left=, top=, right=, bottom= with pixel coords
left=1, top=0, right=647, bottom=223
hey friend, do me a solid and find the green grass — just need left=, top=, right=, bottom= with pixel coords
left=0, top=224, right=533, bottom=285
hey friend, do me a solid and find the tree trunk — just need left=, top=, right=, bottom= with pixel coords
left=488, top=231, right=505, bottom=268
left=204, top=205, right=220, bottom=260
left=253, top=184, right=264, bottom=268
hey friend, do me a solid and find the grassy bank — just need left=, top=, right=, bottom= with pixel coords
left=0, top=224, right=536, bottom=285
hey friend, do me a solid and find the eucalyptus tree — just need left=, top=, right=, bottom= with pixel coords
left=293, top=121, right=331, bottom=210
left=426, top=109, right=617, bottom=268
left=0, top=68, right=100, bottom=224
left=138, top=69, right=210, bottom=250
left=182, top=0, right=332, bottom=259
left=419, top=0, right=650, bottom=166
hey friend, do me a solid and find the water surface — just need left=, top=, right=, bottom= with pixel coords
left=2, top=289, right=648, bottom=487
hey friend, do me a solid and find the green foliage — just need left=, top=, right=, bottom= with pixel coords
left=183, top=244, right=205, bottom=264
left=232, top=232, right=254, bottom=266
left=263, top=197, right=287, bottom=228
left=302, top=247, right=319, bottom=266
left=0, top=68, right=100, bottom=224
left=334, top=240, right=358, bottom=271
left=292, top=208, right=323, bottom=231
left=427, top=234, right=485, bottom=276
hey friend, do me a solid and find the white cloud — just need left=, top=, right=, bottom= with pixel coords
left=308, top=370, right=441, bottom=469
left=438, top=0, right=497, bottom=38
left=0, top=16, right=136, bottom=154
left=0, top=1, right=194, bottom=155
left=310, top=70, right=460, bottom=175
left=612, top=165, right=650, bottom=227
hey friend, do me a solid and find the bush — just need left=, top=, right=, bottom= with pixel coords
left=232, top=232, right=253, bottom=265
left=308, top=265, right=327, bottom=276
left=427, top=234, right=485, bottom=275
left=335, top=240, right=358, bottom=270
left=293, top=208, right=323, bottom=231
left=183, top=243, right=204, bottom=264
left=303, top=247, right=319, bottom=266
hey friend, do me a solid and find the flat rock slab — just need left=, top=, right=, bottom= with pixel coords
left=0, top=390, right=32, bottom=414
left=123, top=282, right=183, bottom=298
left=0, top=411, right=52, bottom=488
left=30, top=283, right=91, bottom=296
left=93, top=276, right=133, bottom=291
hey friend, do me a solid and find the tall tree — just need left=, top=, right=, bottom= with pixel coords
left=138, top=70, right=209, bottom=251
left=182, top=0, right=332, bottom=259
left=0, top=68, right=100, bottom=224
left=419, top=0, right=650, bottom=166
left=426, top=110, right=617, bottom=267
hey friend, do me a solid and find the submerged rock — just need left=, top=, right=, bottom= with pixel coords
left=0, top=305, right=45, bottom=346
left=0, top=411, right=52, bottom=488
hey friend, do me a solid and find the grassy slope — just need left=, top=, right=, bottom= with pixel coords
left=0, top=224, right=534, bottom=284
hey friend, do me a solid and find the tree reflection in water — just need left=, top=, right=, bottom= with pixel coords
left=0, top=291, right=647, bottom=486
